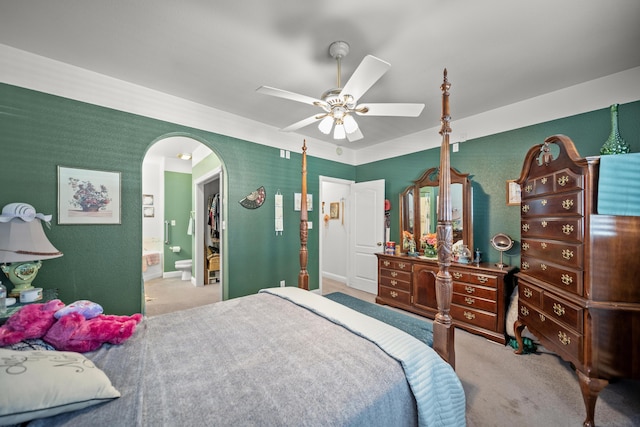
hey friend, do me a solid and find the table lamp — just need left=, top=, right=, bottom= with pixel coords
left=0, top=203, right=63, bottom=297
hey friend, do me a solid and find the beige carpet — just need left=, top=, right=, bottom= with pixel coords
left=144, top=277, right=640, bottom=426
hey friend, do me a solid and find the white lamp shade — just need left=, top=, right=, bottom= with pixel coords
left=318, top=116, right=334, bottom=134
left=0, top=218, right=63, bottom=263
left=333, top=123, right=346, bottom=140
left=343, top=115, right=359, bottom=134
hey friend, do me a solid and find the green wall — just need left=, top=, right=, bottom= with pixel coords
left=0, top=83, right=353, bottom=314
left=1, top=80, right=637, bottom=315
left=164, top=171, right=192, bottom=270
left=356, top=101, right=640, bottom=265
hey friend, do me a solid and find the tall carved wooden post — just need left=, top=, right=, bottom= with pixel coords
left=433, top=69, right=456, bottom=368
left=298, top=140, right=309, bottom=290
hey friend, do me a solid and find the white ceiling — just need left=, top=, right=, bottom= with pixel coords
left=1, top=1, right=639, bottom=158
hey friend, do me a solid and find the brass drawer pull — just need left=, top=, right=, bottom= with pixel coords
left=390, top=280, right=398, bottom=287
left=383, top=260, right=390, bottom=267
left=541, top=242, right=547, bottom=249
left=522, top=205, right=530, bottom=213
left=539, top=314, right=546, bottom=322
left=562, top=249, right=574, bottom=260
left=562, top=224, right=574, bottom=235
left=557, top=175, right=569, bottom=186
left=465, top=286, right=475, bottom=294
left=541, top=221, right=548, bottom=227
left=562, top=199, right=574, bottom=210
left=522, top=261, right=530, bottom=270
left=553, top=303, right=565, bottom=316
left=525, top=184, right=533, bottom=193
left=390, top=291, right=398, bottom=298
left=477, top=275, right=489, bottom=284
left=561, top=274, right=573, bottom=286
left=558, top=331, right=571, bottom=346
left=453, top=272, right=463, bottom=279
left=398, top=263, right=406, bottom=269
left=541, top=199, right=548, bottom=206
left=390, top=271, right=398, bottom=278
left=520, top=306, right=530, bottom=316
left=464, top=311, right=476, bottom=320
left=523, top=287, right=533, bottom=298
left=522, top=242, right=530, bottom=251
left=465, top=297, right=475, bottom=305
left=522, top=223, right=530, bottom=232
left=541, top=177, right=548, bottom=184
left=540, top=263, right=547, bottom=271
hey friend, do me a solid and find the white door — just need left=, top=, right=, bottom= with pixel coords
left=348, top=179, right=385, bottom=294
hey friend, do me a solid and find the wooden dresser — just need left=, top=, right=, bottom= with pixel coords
left=377, top=253, right=515, bottom=344
left=514, top=135, right=640, bottom=427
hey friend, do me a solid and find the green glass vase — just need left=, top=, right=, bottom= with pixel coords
left=600, top=104, right=630, bottom=155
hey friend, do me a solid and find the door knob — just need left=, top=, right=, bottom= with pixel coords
left=377, top=242, right=383, bottom=246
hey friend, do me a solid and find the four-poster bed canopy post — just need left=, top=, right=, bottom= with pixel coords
left=433, top=69, right=456, bottom=368
left=298, top=139, right=309, bottom=290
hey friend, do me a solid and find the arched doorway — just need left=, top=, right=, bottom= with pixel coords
left=142, top=135, right=224, bottom=314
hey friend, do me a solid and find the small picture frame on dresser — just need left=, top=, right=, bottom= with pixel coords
left=506, top=180, right=521, bottom=206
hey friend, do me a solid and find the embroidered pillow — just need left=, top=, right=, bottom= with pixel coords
left=0, top=349, right=120, bottom=424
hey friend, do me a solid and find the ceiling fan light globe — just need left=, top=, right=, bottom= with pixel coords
left=318, top=116, right=334, bottom=134
left=343, top=115, right=359, bottom=134
left=334, top=124, right=346, bottom=140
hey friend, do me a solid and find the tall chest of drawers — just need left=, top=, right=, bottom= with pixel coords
left=377, top=254, right=515, bottom=344
left=513, top=135, right=640, bottom=427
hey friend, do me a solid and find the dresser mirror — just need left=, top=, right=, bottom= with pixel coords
left=399, top=167, right=473, bottom=251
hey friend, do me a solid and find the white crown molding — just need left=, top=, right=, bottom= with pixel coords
left=1, top=44, right=638, bottom=166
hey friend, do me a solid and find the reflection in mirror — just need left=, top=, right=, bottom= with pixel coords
left=400, top=167, right=473, bottom=253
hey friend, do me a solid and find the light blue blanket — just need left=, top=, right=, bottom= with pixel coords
left=261, top=287, right=466, bottom=427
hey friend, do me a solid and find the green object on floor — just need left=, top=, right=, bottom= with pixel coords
left=324, top=292, right=433, bottom=347
left=507, top=337, right=537, bottom=354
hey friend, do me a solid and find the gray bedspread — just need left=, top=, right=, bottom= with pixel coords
left=29, top=289, right=464, bottom=426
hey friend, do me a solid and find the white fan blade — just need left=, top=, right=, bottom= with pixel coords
left=339, top=55, right=391, bottom=103
left=346, top=127, right=364, bottom=142
left=355, top=103, right=425, bottom=117
left=257, top=86, right=327, bottom=108
left=281, top=114, right=325, bottom=132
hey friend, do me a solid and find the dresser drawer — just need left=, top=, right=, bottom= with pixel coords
left=379, top=275, right=411, bottom=292
left=518, top=281, right=543, bottom=307
left=518, top=301, right=582, bottom=365
left=451, top=304, right=497, bottom=331
left=378, top=286, right=411, bottom=306
left=521, top=169, right=583, bottom=198
left=380, top=268, right=411, bottom=283
left=521, top=218, right=583, bottom=243
left=379, top=258, right=412, bottom=272
left=521, top=192, right=583, bottom=217
left=521, top=239, right=583, bottom=269
left=520, top=257, right=583, bottom=296
left=453, top=282, right=497, bottom=301
left=452, top=293, right=497, bottom=313
left=542, top=292, right=583, bottom=332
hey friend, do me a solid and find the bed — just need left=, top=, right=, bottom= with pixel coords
left=1, top=71, right=465, bottom=426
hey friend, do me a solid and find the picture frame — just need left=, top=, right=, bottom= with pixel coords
left=143, top=207, right=155, bottom=218
left=329, top=202, right=340, bottom=219
left=294, top=193, right=313, bottom=211
left=506, top=180, right=521, bottom=206
left=57, top=166, right=121, bottom=224
left=143, top=194, right=154, bottom=206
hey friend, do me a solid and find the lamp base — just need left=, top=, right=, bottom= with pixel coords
left=1, top=260, right=42, bottom=297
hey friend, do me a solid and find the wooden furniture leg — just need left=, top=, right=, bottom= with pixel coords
left=513, top=319, right=526, bottom=354
left=577, top=370, right=608, bottom=427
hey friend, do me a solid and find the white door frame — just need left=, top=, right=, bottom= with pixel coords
left=195, top=167, right=222, bottom=298
left=318, top=175, right=354, bottom=294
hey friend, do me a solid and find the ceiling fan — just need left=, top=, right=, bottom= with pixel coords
left=257, top=41, right=425, bottom=142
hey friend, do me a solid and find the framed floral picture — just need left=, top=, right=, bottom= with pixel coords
left=506, top=180, right=521, bottom=206
left=57, top=166, right=121, bottom=224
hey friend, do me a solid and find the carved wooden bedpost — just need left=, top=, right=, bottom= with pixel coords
left=298, top=140, right=309, bottom=290
left=433, top=69, right=456, bottom=369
